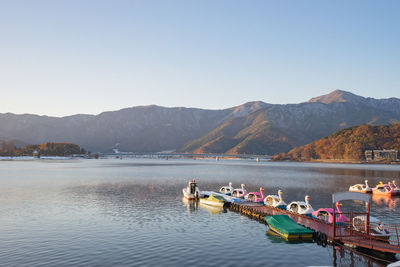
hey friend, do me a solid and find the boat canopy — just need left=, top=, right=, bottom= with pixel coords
left=332, top=191, right=371, bottom=203
left=266, top=215, right=313, bottom=235
left=209, top=194, right=226, bottom=202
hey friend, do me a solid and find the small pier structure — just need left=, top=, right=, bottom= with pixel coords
left=228, top=192, right=400, bottom=255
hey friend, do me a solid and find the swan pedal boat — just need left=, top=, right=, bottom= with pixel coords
left=199, top=194, right=227, bottom=207
left=312, top=202, right=349, bottom=223
left=244, top=187, right=265, bottom=203
left=264, top=190, right=286, bottom=209
left=286, top=195, right=314, bottom=216
left=349, top=180, right=371, bottom=194
left=232, top=184, right=247, bottom=198
left=389, top=180, right=400, bottom=195
left=372, top=181, right=400, bottom=196
left=266, top=215, right=313, bottom=241
left=353, top=216, right=391, bottom=241
left=219, top=182, right=234, bottom=196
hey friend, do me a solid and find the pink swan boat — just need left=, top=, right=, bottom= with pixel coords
left=312, top=202, right=349, bottom=223
left=389, top=180, right=400, bottom=195
left=372, top=181, right=398, bottom=196
left=244, top=187, right=265, bottom=202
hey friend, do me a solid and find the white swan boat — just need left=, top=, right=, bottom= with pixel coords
left=286, top=195, right=314, bottom=216
left=232, top=184, right=247, bottom=198
left=219, top=182, right=234, bottom=196
left=264, top=190, right=286, bottom=209
left=353, top=216, right=391, bottom=241
left=349, top=180, right=372, bottom=193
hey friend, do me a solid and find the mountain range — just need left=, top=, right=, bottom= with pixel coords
left=1, top=90, right=400, bottom=154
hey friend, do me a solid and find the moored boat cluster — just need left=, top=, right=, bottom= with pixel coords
left=182, top=179, right=393, bottom=243
left=349, top=180, right=400, bottom=196
left=182, top=180, right=315, bottom=215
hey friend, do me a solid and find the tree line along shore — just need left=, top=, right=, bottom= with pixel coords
left=0, top=141, right=85, bottom=157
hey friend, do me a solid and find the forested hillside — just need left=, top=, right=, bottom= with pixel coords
left=272, top=124, right=400, bottom=161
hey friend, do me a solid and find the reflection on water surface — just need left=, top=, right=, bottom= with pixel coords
left=0, top=158, right=399, bottom=266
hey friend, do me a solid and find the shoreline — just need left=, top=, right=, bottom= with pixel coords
left=0, top=156, right=82, bottom=161
left=272, top=159, right=400, bottom=165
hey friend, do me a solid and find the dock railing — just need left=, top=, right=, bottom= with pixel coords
left=333, top=212, right=400, bottom=251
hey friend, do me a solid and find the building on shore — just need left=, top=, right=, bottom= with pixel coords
left=365, top=149, right=399, bottom=161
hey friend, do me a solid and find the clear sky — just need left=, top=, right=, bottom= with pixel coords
left=1, top=0, right=399, bottom=117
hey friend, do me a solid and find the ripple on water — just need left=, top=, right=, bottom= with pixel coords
left=0, top=159, right=398, bottom=266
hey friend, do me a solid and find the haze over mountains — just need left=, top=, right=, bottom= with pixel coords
left=1, top=90, right=400, bottom=154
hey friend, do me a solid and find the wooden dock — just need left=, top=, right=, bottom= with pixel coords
left=228, top=202, right=400, bottom=255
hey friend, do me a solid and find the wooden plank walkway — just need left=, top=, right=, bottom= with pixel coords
left=229, top=202, right=400, bottom=254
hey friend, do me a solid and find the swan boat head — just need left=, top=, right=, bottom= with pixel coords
left=219, top=182, right=234, bottom=195
left=232, top=184, right=247, bottom=198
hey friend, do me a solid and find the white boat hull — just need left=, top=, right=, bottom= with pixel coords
left=182, top=188, right=196, bottom=200
left=182, top=188, right=206, bottom=200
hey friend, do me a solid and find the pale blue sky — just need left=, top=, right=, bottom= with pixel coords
left=1, top=0, right=399, bottom=116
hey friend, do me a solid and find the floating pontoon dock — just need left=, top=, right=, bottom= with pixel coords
left=228, top=192, right=400, bottom=255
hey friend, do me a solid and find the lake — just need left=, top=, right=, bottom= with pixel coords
left=0, top=158, right=399, bottom=266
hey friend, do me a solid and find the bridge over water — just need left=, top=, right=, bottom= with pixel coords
left=100, top=152, right=271, bottom=160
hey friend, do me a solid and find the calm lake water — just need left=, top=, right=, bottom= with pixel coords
left=0, top=158, right=399, bottom=266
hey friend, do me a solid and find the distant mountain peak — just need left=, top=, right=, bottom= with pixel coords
left=307, top=89, right=365, bottom=104
left=228, top=101, right=269, bottom=117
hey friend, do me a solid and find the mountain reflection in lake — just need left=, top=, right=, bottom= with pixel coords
left=0, top=158, right=399, bottom=266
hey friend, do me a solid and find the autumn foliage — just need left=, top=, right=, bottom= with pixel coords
left=0, top=142, right=85, bottom=156
left=271, top=124, right=400, bottom=161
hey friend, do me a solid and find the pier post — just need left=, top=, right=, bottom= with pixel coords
left=366, top=202, right=370, bottom=236
left=332, top=201, right=336, bottom=240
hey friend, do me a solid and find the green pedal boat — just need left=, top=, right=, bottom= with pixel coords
left=265, top=215, right=313, bottom=241
left=199, top=194, right=227, bottom=207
